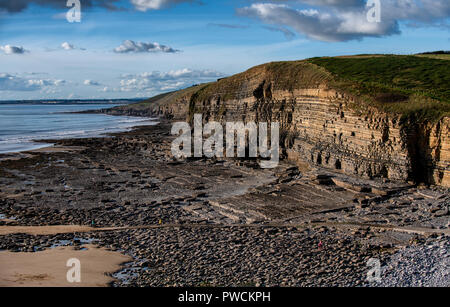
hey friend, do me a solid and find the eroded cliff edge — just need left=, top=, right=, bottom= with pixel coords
left=105, top=56, right=450, bottom=187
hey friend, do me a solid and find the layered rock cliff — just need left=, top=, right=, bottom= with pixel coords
left=107, top=56, right=450, bottom=187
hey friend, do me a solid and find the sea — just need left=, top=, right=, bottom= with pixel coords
left=0, top=103, right=156, bottom=154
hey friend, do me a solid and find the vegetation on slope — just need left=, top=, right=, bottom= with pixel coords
left=108, top=84, right=206, bottom=114
left=308, top=55, right=450, bottom=122
left=416, top=50, right=450, bottom=61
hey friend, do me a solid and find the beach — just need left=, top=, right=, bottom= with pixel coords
left=0, top=244, right=131, bottom=287
left=0, top=120, right=448, bottom=286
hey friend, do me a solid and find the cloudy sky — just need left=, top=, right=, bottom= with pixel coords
left=0, top=0, right=449, bottom=100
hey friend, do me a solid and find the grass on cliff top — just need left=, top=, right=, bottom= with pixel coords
left=112, top=92, right=173, bottom=111
left=415, top=50, right=450, bottom=61
left=308, top=55, right=450, bottom=121
left=416, top=54, right=450, bottom=61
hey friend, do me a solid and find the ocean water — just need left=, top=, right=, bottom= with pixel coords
left=0, top=104, right=156, bottom=154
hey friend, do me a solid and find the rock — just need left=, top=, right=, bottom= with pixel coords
left=434, top=208, right=448, bottom=217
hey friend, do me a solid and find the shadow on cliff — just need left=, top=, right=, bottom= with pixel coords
left=402, top=117, right=442, bottom=185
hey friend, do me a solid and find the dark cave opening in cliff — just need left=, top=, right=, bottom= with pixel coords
left=335, top=159, right=342, bottom=170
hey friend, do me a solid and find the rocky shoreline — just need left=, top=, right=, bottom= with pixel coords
left=0, top=120, right=448, bottom=287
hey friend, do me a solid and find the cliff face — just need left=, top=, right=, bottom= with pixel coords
left=120, top=61, right=450, bottom=187
left=208, top=89, right=449, bottom=187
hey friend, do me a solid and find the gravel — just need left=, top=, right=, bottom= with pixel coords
left=376, top=236, right=449, bottom=287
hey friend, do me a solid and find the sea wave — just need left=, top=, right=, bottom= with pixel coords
left=0, top=109, right=157, bottom=154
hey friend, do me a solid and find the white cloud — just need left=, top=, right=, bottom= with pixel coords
left=0, top=74, right=38, bottom=91
left=61, top=42, right=75, bottom=50
left=297, top=0, right=365, bottom=7
left=126, top=68, right=223, bottom=80
left=0, top=0, right=194, bottom=13
left=118, top=68, right=224, bottom=93
left=54, top=79, right=66, bottom=86
left=0, top=0, right=121, bottom=13
left=238, top=1, right=450, bottom=42
left=83, top=79, right=101, bottom=86
left=130, top=0, right=194, bottom=11
left=113, top=40, right=180, bottom=53
left=0, top=73, right=65, bottom=91
left=59, top=42, right=86, bottom=51
left=0, top=45, right=27, bottom=54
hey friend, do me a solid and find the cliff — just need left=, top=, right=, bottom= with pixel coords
left=106, top=55, right=450, bottom=187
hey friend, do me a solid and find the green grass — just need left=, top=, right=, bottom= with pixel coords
left=308, top=55, right=450, bottom=121
left=415, top=51, right=450, bottom=61
left=416, top=54, right=450, bottom=61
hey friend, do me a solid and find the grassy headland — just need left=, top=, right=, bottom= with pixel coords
left=308, top=54, right=450, bottom=122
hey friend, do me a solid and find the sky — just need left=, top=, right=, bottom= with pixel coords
left=0, top=0, right=449, bottom=100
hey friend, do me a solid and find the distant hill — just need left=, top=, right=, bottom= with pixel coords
left=417, top=50, right=450, bottom=55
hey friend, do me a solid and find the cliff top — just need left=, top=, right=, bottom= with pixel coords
left=309, top=54, right=450, bottom=122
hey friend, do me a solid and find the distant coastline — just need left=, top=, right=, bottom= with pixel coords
left=0, top=98, right=145, bottom=105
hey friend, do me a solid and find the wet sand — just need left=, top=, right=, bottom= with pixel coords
left=0, top=244, right=131, bottom=287
left=0, top=225, right=97, bottom=236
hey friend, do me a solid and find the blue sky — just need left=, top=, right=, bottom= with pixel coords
left=0, top=0, right=449, bottom=100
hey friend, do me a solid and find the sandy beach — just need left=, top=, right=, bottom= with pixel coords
left=0, top=244, right=131, bottom=287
